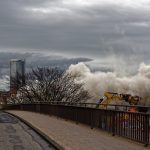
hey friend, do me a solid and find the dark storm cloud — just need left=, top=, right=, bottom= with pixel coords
left=0, top=0, right=150, bottom=74
left=1, top=0, right=150, bottom=89
left=0, top=51, right=92, bottom=90
left=0, top=52, right=92, bottom=76
left=0, top=0, right=149, bottom=55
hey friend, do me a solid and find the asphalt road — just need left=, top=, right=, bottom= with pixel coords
left=0, top=112, right=56, bottom=150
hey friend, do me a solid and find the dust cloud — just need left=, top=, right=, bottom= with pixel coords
left=67, top=62, right=150, bottom=105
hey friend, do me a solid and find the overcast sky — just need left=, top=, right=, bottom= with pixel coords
left=1, top=0, right=150, bottom=90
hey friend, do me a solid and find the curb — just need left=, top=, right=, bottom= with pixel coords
left=5, top=111, right=65, bottom=150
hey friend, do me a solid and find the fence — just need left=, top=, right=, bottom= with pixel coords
left=5, top=103, right=150, bottom=146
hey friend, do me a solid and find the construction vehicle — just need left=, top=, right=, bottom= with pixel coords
left=98, top=92, right=141, bottom=109
left=97, top=92, right=142, bottom=130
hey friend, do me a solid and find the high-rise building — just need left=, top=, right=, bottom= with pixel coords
left=10, top=59, right=25, bottom=90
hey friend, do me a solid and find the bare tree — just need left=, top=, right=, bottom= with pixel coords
left=8, top=67, right=90, bottom=104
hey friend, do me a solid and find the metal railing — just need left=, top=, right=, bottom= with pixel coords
left=5, top=102, right=150, bottom=146
left=6, top=101, right=150, bottom=112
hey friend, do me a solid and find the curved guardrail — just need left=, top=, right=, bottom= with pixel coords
left=4, top=102, right=150, bottom=146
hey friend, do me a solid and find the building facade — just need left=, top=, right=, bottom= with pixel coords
left=10, top=59, right=25, bottom=90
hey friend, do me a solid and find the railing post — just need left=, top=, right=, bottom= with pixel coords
left=36, top=104, right=41, bottom=113
left=91, top=110, right=94, bottom=129
left=75, top=109, right=78, bottom=124
left=144, top=114, right=149, bottom=147
left=20, top=104, right=23, bottom=110
left=39, top=103, right=41, bottom=113
left=112, top=111, right=115, bottom=136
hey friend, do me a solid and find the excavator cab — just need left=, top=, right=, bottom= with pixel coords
left=98, top=92, right=141, bottom=109
left=98, top=92, right=122, bottom=109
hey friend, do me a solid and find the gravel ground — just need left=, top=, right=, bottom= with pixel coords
left=7, top=110, right=150, bottom=150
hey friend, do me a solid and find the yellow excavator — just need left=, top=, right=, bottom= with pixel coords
left=98, top=92, right=140, bottom=109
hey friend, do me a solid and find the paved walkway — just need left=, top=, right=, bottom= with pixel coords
left=7, top=110, right=150, bottom=150
left=0, top=112, right=55, bottom=150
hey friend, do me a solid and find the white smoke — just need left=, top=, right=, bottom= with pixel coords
left=67, top=62, right=150, bottom=105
